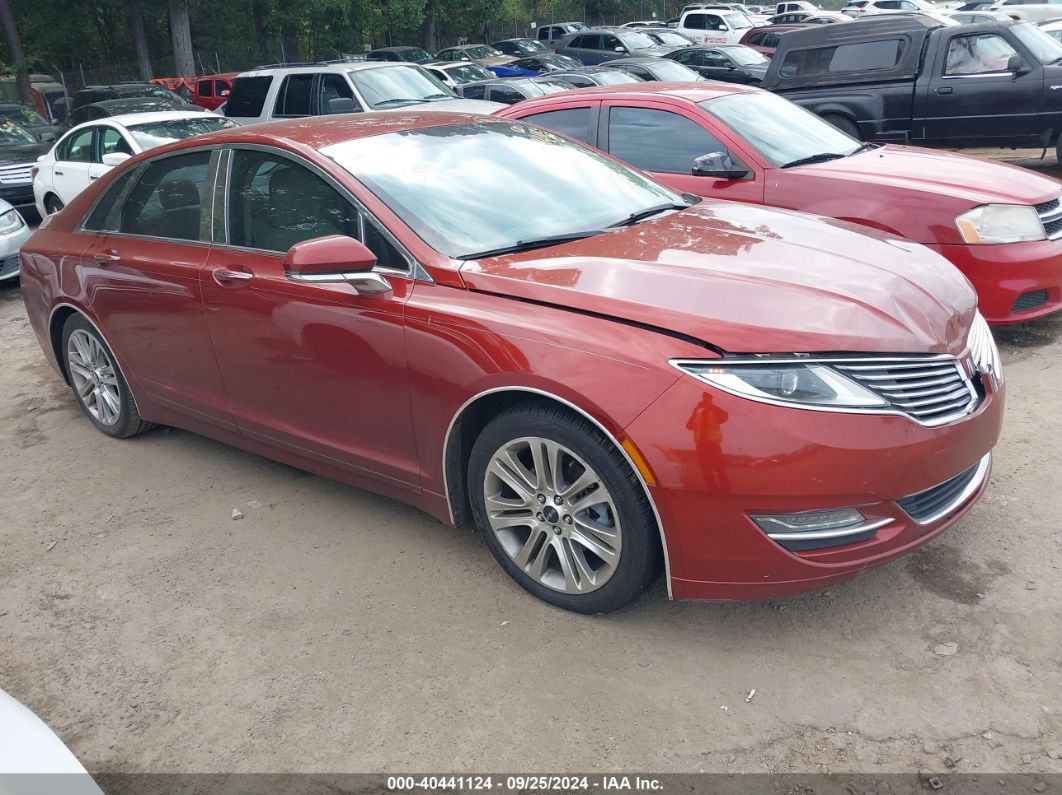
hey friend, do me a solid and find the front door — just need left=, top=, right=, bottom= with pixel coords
left=921, top=30, right=1043, bottom=144
left=200, top=147, right=421, bottom=489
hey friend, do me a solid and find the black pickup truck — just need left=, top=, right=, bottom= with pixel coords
left=761, top=15, right=1062, bottom=159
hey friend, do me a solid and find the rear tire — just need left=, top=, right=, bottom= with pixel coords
left=823, top=113, right=861, bottom=141
left=467, top=402, right=662, bottom=614
left=61, top=314, right=153, bottom=439
left=44, top=194, right=64, bottom=215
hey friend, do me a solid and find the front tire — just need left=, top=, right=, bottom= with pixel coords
left=61, top=314, right=153, bottom=438
left=468, top=402, right=661, bottom=613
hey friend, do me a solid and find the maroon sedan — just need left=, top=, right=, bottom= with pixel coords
left=19, top=113, right=1003, bottom=612
left=498, top=83, right=1062, bottom=324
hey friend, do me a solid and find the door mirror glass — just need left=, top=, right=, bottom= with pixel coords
left=101, top=152, right=131, bottom=167
left=283, top=234, right=378, bottom=277
left=692, top=151, right=750, bottom=180
left=327, top=97, right=360, bottom=114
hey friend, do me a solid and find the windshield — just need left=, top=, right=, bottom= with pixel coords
left=727, top=46, right=768, bottom=64
left=126, top=117, right=239, bottom=149
left=349, top=66, right=453, bottom=108
left=400, top=48, right=433, bottom=63
left=647, top=61, right=702, bottom=80
left=0, top=107, right=48, bottom=127
left=651, top=31, right=693, bottom=46
left=516, top=39, right=547, bottom=53
left=0, top=118, right=37, bottom=144
left=545, top=55, right=582, bottom=68
left=703, top=90, right=859, bottom=166
left=622, top=31, right=659, bottom=48
left=324, top=122, right=682, bottom=258
left=468, top=45, right=503, bottom=58
left=1010, top=22, right=1062, bottom=64
left=446, top=63, right=493, bottom=83
left=725, top=12, right=753, bottom=28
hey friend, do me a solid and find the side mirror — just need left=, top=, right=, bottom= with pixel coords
left=101, top=152, right=131, bottom=167
left=615, top=46, right=626, bottom=52
left=327, top=97, right=360, bottom=114
left=220, top=89, right=230, bottom=97
left=1007, top=53, right=1028, bottom=75
left=283, top=235, right=391, bottom=295
left=40, top=132, right=56, bottom=142
left=692, top=151, right=750, bottom=180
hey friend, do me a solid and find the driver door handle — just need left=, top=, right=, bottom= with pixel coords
left=94, top=250, right=121, bottom=265
left=935, top=86, right=953, bottom=95
left=213, top=267, right=254, bottom=286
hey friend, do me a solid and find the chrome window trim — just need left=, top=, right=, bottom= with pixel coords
left=901, top=453, right=991, bottom=526
left=670, top=353, right=981, bottom=428
left=48, top=303, right=144, bottom=416
left=441, top=386, right=674, bottom=599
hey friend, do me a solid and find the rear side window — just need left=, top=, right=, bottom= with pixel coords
left=274, top=74, right=315, bottom=117
left=521, top=108, right=594, bottom=143
left=781, top=39, right=905, bottom=76
left=608, top=107, right=727, bottom=174
left=119, top=151, right=211, bottom=241
left=225, top=76, right=272, bottom=117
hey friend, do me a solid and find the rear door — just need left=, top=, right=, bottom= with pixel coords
left=80, top=148, right=233, bottom=428
left=920, top=29, right=1043, bottom=144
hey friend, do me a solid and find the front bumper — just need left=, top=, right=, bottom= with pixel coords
left=0, top=216, right=32, bottom=280
left=0, top=183, right=36, bottom=210
left=929, top=240, right=1062, bottom=325
left=625, top=371, right=1004, bottom=600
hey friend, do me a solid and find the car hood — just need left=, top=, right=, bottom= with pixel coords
left=458, top=201, right=976, bottom=355
left=0, top=141, right=50, bottom=163
left=801, top=144, right=1061, bottom=206
left=638, top=45, right=680, bottom=55
left=741, top=63, right=769, bottom=75
left=480, top=54, right=519, bottom=66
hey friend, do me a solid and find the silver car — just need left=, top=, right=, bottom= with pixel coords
left=0, top=197, right=31, bottom=282
left=556, top=27, right=679, bottom=65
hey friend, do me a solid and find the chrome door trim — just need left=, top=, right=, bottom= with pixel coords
left=442, top=385, right=674, bottom=599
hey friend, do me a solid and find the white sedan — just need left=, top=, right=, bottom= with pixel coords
left=33, top=111, right=238, bottom=216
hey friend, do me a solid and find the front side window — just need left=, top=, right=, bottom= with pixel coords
left=522, top=107, right=594, bottom=144
left=945, top=34, right=1018, bottom=75
left=99, top=127, right=132, bottom=158
left=227, top=150, right=359, bottom=253
left=119, top=151, right=211, bottom=241
left=490, top=85, right=528, bottom=104
left=609, top=107, right=727, bottom=173
left=461, top=84, right=488, bottom=99
left=59, top=127, right=96, bottom=162
left=319, top=74, right=360, bottom=114
left=198, top=80, right=215, bottom=97
left=274, top=73, right=315, bottom=117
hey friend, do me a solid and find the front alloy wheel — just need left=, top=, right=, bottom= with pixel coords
left=468, top=403, right=661, bottom=613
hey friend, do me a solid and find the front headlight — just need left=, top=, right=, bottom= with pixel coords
left=0, top=209, right=24, bottom=235
left=674, top=361, right=888, bottom=409
left=968, top=311, right=1003, bottom=386
left=955, top=204, right=1044, bottom=244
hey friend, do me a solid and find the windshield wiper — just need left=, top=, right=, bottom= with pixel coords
left=459, top=230, right=602, bottom=259
left=780, top=152, right=847, bottom=169
left=849, top=142, right=881, bottom=155
left=372, top=98, right=422, bottom=107
left=423, top=93, right=453, bottom=100
left=608, top=202, right=690, bottom=228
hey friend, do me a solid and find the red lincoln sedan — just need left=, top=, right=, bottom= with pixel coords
left=19, top=113, right=1004, bottom=613
left=497, top=83, right=1062, bottom=324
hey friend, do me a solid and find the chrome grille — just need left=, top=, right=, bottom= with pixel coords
left=1036, top=196, right=1062, bottom=240
left=833, top=357, right=977, bottom=427
left=0, top=163, right=32, bottom=185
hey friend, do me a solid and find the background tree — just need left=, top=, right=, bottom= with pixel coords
left=168, top=0, right=194, bottom=75
left=0, top=0, right=31, bottom=102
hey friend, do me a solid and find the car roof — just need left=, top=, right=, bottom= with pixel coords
left=154, top=111, right=501, bottom=153
left=530, top=81, right=756, bottom=101
left=84, top=98, right=186, bottom=113
left=236, top=62, right=417, bottom=78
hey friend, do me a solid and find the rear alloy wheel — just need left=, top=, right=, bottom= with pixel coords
left=468, top=403, right=661, bottom=613
left=44, top=194, right=64, bottom=215
left=823, top=113, right=861, bottom=141
left=61, top=314, right=153, bottom=438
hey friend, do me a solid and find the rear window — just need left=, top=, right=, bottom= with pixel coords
left=780, top=38, right=906, bottom=77
left=225, top=76, right=272, bottom=117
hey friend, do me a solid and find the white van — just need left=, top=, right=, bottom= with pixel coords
left=675, top=8, right=754, bottom=43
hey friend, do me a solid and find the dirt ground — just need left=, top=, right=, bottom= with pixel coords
left=1, top=151, right=1061, bottom=782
